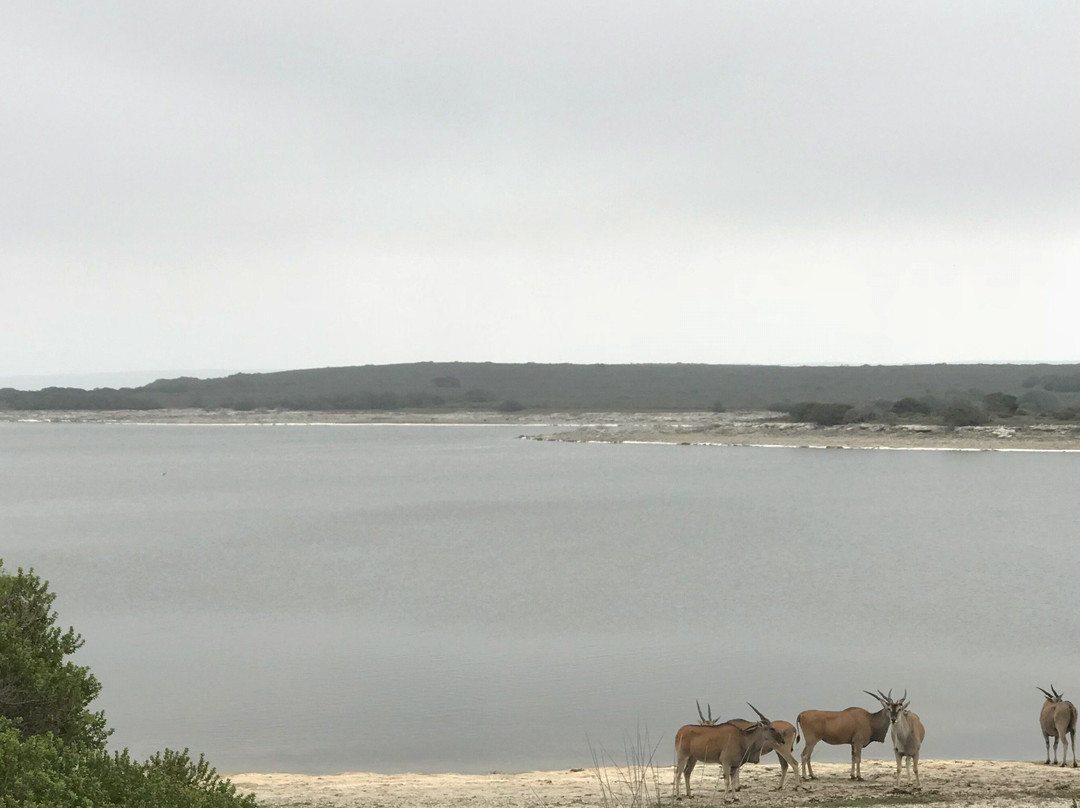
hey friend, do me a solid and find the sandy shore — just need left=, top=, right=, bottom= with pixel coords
left=230, top=760, right=1080, bottom=807
left=8, top=408, right=1080, bottom=452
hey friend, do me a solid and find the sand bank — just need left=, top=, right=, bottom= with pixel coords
left=230, top=760, right=1080, bottom=808
left=529, top=413, right=1080, bottom=452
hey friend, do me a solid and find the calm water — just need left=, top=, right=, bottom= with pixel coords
left=1, top=422, right=1078, bottom=773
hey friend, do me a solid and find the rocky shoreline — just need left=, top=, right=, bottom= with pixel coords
left=6, top=409, right=1080, bottom=452
left=528, top=413, right=1080, bottom=452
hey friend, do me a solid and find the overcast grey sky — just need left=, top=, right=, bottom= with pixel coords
left=4, top=1, right=1078, bottom=379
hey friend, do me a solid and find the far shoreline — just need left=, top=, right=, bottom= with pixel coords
left=6, top=408, right=1080, bottom=452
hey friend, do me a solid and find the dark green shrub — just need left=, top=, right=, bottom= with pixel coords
left=367, top=392, right=401, bottom=410
left=788, top=401, right=853, bottom=426
left=0, top=388, right=163, bottom=411
left=136, top=748, right=258, bottom=807
left=891, top=397, right=932, bottom=417
left=0, top=561, right=259, bottom=807
left=982, top=392, right=1019, bottom=417
left=1042, top=374, right=1080, bottom=392
left=0, top=730, right=258, bottom=808
left=942, top=401, right=989, bottom=427
left=0, top=566, right=108, bottom=747
left=841, top=404, right=880, bottom=424
left=145, top=378, right=198, bottom=393
left=0, top=719, right=86, bottom=806
left=1018, top=390, right=1060, bottom=415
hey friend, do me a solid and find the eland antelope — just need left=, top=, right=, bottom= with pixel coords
left=867, top=689, right=925, bottom=786
left=674, top=704, right=789, bottom=801
left=796, top=695, right=890, bottom=781
left=1039, top=685, right=1078, bottom=767
left=725, top=717, right=800, bottom=790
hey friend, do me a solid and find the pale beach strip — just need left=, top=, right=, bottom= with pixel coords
left=230, top=759, right=1080, bottom=808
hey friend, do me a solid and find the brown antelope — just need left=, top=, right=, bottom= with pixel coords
left=796, top=694, right=890, bottom=781
left=1039, top=685, right=1078, bottom=767
left=673, top=704, right=789, bottom=801
left=867, top=689, right=925, bottom=786
left=725, top=717, right=800, bottom=790
left=681, top=702, right=799, bottom=790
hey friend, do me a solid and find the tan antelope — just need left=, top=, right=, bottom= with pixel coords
left=796, top=695, right=890, bottom=781
left=690, top=698, right=796, bottom=791
left=867, top=689, right=925, bottom=786
left=673, top=704, right=790, bottom=800
left=725, top=717, right=800, bottom=790
left=1039, top=685, right=1078, bottom=767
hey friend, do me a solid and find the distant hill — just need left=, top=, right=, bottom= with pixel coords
left=0, top=369, right=248, bottom=392
left=3, top=362, right=1080, bottom=415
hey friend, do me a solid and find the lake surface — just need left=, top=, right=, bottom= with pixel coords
left=1, top=422, right=1078, bottom=773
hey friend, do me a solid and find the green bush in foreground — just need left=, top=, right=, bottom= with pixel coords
left=0, top=566, right=108, bottom=747
left=0, top=728, right=257, bottom=808
left=0, top=560, right=258, bottom=808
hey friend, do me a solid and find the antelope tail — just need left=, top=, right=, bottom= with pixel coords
left=795, top=716, right=802, bottom=744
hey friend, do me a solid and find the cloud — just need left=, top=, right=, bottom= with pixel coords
left=2, top=1, right=1078, bottom=371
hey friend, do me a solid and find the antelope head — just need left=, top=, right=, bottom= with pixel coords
left=1039, top=685, right=1064, bottom=703
left=696, top=700, right=719, bottom=725
left=866, top=688, right=908, bottom=722
left=747, top=703, right=782, bottom=737
left=890, top=690, right=910, bottom=722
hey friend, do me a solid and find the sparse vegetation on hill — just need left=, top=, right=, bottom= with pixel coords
left=780, top=390, right=1035, bottom=428
left=4, top=362, right=1080, bottom=419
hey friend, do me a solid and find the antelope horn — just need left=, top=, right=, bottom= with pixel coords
left=1038, top=687, right=1054, bottom=699
left=877, top=689, right=891, bottom=703
left=901, top=689, right=907, bottom=703
left=1052, top=684, right=1063, bottom=699
left=865, top=690, right=886, bottom=705
left=696, top=700, right=707, bottom=723
left=747, top=702, right=770, bottom=723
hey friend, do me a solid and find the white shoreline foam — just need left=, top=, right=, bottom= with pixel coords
left=575, top=438, right=1080, bottom=453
